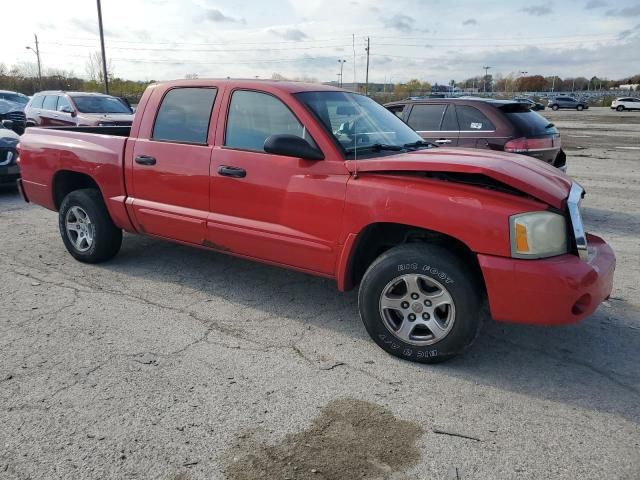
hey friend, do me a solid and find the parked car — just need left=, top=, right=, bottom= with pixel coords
left=384, top=98, right=566, bottom=171
left=547, top=96, right=588, bottom=111
left=17, top=79, right=615, bottom=364
left=611, top=97, right=640, bottom=112
left=24, top=91, right=134, bottom=128
left=513, top=97, right=545, bottom=111
left=0, top=119, right=20, bottom=187
left=0, top=90, right=28, bottom=135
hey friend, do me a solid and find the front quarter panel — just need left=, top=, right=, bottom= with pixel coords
left=340, top=173, right=548, bottom=259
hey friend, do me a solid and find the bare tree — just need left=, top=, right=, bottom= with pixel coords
left=185, top=73, right=199, bottom=79
left=86, top=51, right=114, bottom=83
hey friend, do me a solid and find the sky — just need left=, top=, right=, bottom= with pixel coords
left=3, top=0, right=640, bottom=84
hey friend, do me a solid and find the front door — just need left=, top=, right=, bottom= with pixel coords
left=207, top=88, right=347, bottom=275
left=128, top=87, right=218, bottom=245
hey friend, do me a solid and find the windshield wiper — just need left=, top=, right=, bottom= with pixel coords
left=403, top=140, right=438, bottom=149
left=346, top=143, right=404, bottom=153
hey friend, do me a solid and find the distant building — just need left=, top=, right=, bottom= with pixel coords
left=615, top=84, right=639, bottom=91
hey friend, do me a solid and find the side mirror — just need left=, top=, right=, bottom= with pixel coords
left=1, top=119, right=13, bottom=130
left=264, top=134, right=324, bottom=161
left=59, top=106, right=76, bottom=117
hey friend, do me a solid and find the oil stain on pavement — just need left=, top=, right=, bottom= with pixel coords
left=224, top=398, right=424, bottom=480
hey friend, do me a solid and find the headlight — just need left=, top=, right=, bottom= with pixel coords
left=510, top=211, right=568, bottom=259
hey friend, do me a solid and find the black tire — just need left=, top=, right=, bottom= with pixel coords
left=58, top=189, right=122, bottom=263
left=576, top=105, right=584, bottom=111
left=551, top=104, right=559, bottom=111
left=358, top=244, right=483, bottom=364
left=616, top=105, right=624, bottom=112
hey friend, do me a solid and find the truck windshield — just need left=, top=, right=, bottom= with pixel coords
left=295, top=91, right=424, bottom=158
left=0, top=92, right=29, bottom=105
left=71, top=95, right=132, bottom=114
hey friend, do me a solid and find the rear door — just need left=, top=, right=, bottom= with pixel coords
left=39, top=95, right=59, bottom=126
left=456, top=105, right=497, bottom=149
left=405, top=103, right=459, bottom=146
left=127, top=86, right=218, bottom=245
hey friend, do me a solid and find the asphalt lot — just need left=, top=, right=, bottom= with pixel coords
left=1, top=106, right=639, bottom=479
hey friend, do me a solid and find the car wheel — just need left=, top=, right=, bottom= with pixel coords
left=616, top=105, right=625, bottom=112
left=551, top=105, right=559, bottom=111
left=358, top=243, right=482, bottom=364
left=58, top=188, right=122, bottom=263
left=576, top=105, right=584, bottom=111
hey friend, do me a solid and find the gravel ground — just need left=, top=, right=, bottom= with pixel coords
left=1, top=107, right=639, bottom=479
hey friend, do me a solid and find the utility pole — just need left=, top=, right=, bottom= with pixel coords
left=365, top=37, right=370, bottom=96
left=25, top=34, right=42, bottom=90
left=96, top=0, right=109, bottom=94
left=520, top=71, right=528, bottom=92
left=337, top=59, right=346, bottom=88
left=551, top=76, right=556, bottom=93
left=483, top=66, right=491, bottom=94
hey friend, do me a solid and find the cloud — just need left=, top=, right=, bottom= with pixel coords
left=521, top=4, right=553, bottom=16
left=268, top=28, right=309, bottom=41
left=584, top=0, right=607, bottom=9
left=463, top=18, right=477, bottom=26
left=204, top=8, right=243, bottom=23
left=618, top=23, right=640, bottom=39
left=382, top=14, right=416, bottom=33
left=605, top=5, right=640, bottom=16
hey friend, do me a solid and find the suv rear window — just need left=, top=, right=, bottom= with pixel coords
left=499, top=104, right=558, bottom=136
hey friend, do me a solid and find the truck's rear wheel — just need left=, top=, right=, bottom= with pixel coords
left=58, top=189, right=122, bottom=263
left=358, top=244, right=482, bottom=363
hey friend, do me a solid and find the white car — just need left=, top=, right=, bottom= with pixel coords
left=611, top=97, right=640, bottom=112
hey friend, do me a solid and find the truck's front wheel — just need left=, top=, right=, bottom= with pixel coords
left=358, top=244, right=482, bottom=363
left=58, top=189, right=122, bottom=263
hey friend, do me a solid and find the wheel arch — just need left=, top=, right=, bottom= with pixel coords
left=338, top=222, right=486, bottom=296
left=52, top=170, right=102, bottom=211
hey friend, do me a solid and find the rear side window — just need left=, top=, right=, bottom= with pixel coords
left=406, top=104, right=446, bottom=131
left=152, top=88, right=217, bottom=144
left=42, top=95, right=58, bottom=111
left=456, top=106, right=495, bottom=131
left=225, top=90, right=314, bottom=152
left=29, top=95, right=44, bottom=108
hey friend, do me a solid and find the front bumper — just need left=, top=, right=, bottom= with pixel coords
left=478, top=234, right=615, bottom=325
left=0, top=164, right=20, bottom=184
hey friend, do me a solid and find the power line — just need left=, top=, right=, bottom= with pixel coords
left=45, top=42, right=353, bottom=52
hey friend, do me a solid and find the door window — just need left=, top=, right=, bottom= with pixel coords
left=57, top=96, right=72, bottom=112
left=440, top=105, right=459, bottom=131
left=42, top=95, right=58, bottom=111
left=456, top=106, right=495, bottom=131
left=406, top=104, right=446, bottom=131
left=152, top=88, right=217, bottom=144
left=225, top=90, right=314, bottom=151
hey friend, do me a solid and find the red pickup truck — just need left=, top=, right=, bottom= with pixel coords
left=17, top=79, right=615, bottom=363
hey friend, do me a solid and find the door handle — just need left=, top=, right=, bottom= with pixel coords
left=218, top=165, right=246, bottom=178
left=434, top=139, right=452, bottom=144
left=135, top=155, right=156, bottom=166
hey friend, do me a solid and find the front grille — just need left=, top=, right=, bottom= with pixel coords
left=0, top=147, right=17, bottom=166
left=1, top=111, right=26, bottom=134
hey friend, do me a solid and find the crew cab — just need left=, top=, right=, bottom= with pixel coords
left=17, top=80, right=615, bottom=363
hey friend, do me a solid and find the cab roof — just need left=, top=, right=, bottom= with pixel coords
left=151, top=78, right=346, bottom=94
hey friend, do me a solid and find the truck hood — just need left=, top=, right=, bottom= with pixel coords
left=344, top=147, right=572, bottom=208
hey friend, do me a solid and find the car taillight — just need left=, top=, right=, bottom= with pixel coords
left=505, top=136, right=556, bottom=153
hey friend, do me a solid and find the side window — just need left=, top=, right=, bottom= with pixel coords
left=387, top=105, right=405, bottom=118
left=57, top=96, right=71, bottom=111
left=440, top=105, right=459, bottom=131
left=406, top=104, right=446, bottom=131
left=456, top=106, right=495, bottom=131
left=152, top=88, right=217, bottom=144
left=30, top=95, right=44, bottom=109
left=225, top=90, right=314, bottom=152
left=42, top=95, right=58, bottom=111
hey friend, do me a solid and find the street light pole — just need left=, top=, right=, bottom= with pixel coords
left=483, top=66, right=491, bottom=94
left=337, top=59, right=346, bottom=88
left=25, top=34, right=42, bottom=90
left=96, top=0, right=109, bottom=94
left=520, top=71, right=528, bottom=92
